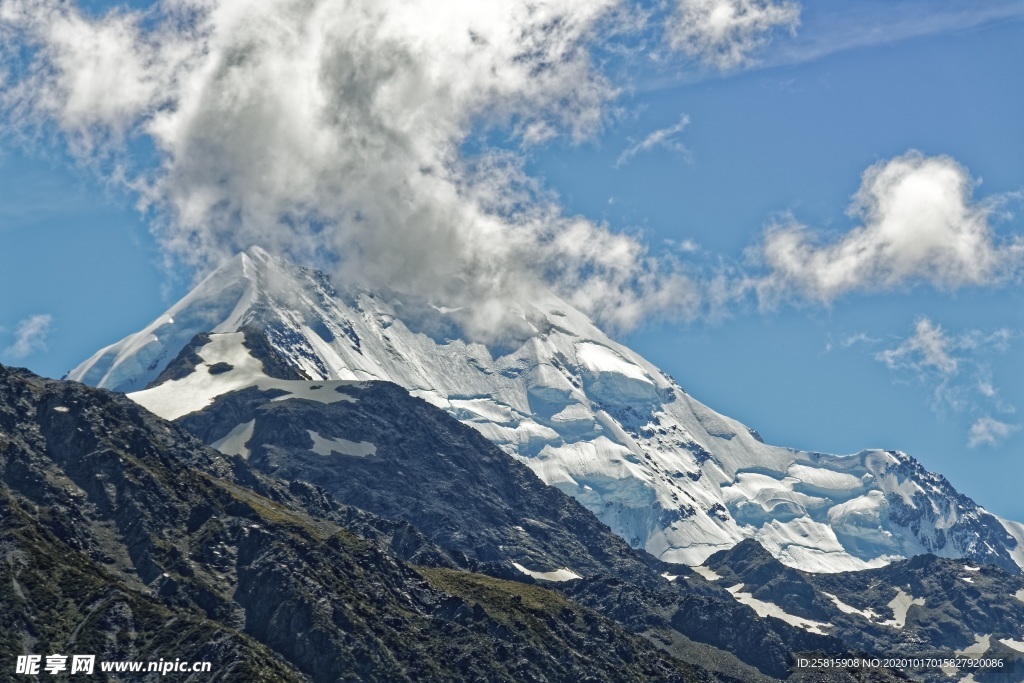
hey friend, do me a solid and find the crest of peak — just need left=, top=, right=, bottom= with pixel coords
left=242, top=245, right=271, bottom=259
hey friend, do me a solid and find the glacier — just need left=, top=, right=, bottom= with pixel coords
left=69, top=246, right=1024, bottom=573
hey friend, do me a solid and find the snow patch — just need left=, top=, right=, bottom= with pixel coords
left=1015, top=589, right=1024, bottom=604
left=753, top=517, right=886, bottom=573
left=511, top=563, right=581, bottom=582
left=129, top=333, right=264, bottom=419
left=409, top=389, right=450, bottom=409
left=691, top=565, right=721, bottom=581
left=550, top=402, right=595, bottom=426
left=575, top=342, right=658, bottom=404
left=999, top=639, right=1024, bottom=653
left=129, top=333, right=359, bottom=420
left=52, top=406, right=69, bottom=413
left=725, top=584, right=830, bottom=635
left=997, top=517, right=1024, bottom=571
left=960, top=577, right=974, bottom=584
left=525, top=363, right=575, bottom=403
left=823, top=592, right=877, bottom=620
left=787, top=463, right=863, bottom=491
left=661, top=572, right=679, bottom=582
left=576, top=343, right=649, bottom=382
left=307, top=430, right=376, bottom=457
left=827, top=491, right=886, bottom=527
left=880, top=589, right=925, bottom=629
left=450, top=398, right=516, bottom=424
left=212, top=420, right=255, bottom=459
left=957, top=634, right=990, bottom=657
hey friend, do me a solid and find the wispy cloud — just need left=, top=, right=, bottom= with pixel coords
left=872, top=318, right=1012, bottom=394
left=666, top=0, right=801, bottom=70
left=876, top=318, right=961, bottom=375
left=823, top=332, right=879, bottom=354
left=3, top=314, right=54, bottom=360
left=639, top=1, right=1024, bottom=90
left=840, top=332, right=879, bottom=349
left=615, top=114, right=690, bottom=167
left=968, top=416, right=1018, bottom=448
left=853, top=317, right=1017, bottom=447
left=768, top=1, right=1024, bottom=71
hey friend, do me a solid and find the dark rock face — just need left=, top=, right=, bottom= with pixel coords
left=146, top=332, right=212, bottom=387
left=705, top=539, right=1024, bottom=678
left=238, top=323, right=312, bottom=381
left=0, top=364, right=714, bottom=682
left=0, top=366, right=300, bottom=680
left=176, top=381, right=889, bottom=680
left=179, top=381, right=667, bottom=587
left=816, top=554, right=1024, bottom=656
left=558, top=575, right=842, bottom=681
left=705, top=540, right=835, bottom=622
left=879, top=451, right=1021, bottom=574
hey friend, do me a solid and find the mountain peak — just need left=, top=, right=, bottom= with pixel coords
left=70, top=248, right=1024, bottom=574
left=242, top=244, right=270, bottom=259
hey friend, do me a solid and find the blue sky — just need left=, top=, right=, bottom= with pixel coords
left=2, top=0, right=1023, bottom=519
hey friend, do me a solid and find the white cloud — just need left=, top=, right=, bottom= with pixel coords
left=757, top=151, right=1024, bottom=305
left=668, top=0, right=801, bottom=69
left=3, top=313, right=53, bottom=359
left=1, top=0, right=703, bottom=341
left=876, top=318, right=959, bottom=375
left=967, top=416, right=1018, bottom=448
left=977, top=379, right=996, bottom=398
left=873, top=318, right=1012, bottom=389
left=868, top=318, right=1017, bottom=443
left=615, top=114, right=690, bottom=167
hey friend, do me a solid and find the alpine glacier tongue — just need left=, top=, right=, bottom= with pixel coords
left=69, top=246, right=1024, bottom=573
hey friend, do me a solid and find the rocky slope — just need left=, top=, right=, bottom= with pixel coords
left=700, top=540, right=1024, bottom=682
left=177, top=377, right=669, bottom=587
left=1, top=363, right=721, bottom=683
left=170, top=374, right=871, bottom=679
left=69, top=246, right=1024, bottom=574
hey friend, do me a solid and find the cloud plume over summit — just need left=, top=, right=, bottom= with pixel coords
left=2, top=0, right=702, bottom=338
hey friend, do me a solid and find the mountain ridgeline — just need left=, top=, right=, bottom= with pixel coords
left=70, top=246, right=1024, bottom=575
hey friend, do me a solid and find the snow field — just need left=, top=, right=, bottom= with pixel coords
left=725, top=584, right=831, bottom=635
left=511, top=563, right=581, bottom=582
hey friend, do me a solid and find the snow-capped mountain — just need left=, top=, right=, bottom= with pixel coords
left=70, top=246, right=1024, bottom=574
